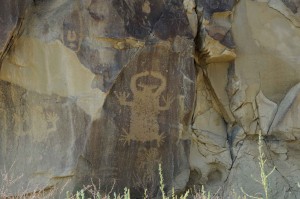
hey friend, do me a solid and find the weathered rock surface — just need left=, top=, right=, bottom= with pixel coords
left=256, top=91, right=278, bottom=135
left=269, top=83, right=300, bottom=140
left=269, top=0, right=300, bottom=27
left=0, top=0, right=195, bottom=198
left=0, top=0, right=31, bottom=65
left=190, top=0, right=300, bottom=198
left=1, top=0, right=300, bottom=198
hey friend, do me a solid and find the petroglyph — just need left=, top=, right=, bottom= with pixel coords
left=45, top=111, right=59, bottom=133
left=62, top=10, right=83, bottom=52
left=13, top=105, right=59, bottom=141
left=115, top=71, right=174, bottom=146
left=136, top=147, right=161, bottom=184
left=30, top=107, right=59, bottom=141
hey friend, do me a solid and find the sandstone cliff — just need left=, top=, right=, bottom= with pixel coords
left=0, top=0, right=300, bottom=198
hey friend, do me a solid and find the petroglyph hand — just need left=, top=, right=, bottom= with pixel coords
left=155, top=133, right=166, bottom=147
left=46, top=112, right=59, bottom=124
left=114, top=91, right=132, bottom=106
left=119, top=128, right=134, bottom=146
left=160, top=95, right=175, bottom=110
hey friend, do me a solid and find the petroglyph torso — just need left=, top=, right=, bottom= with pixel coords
left=115, top=71, right=174, bottom=146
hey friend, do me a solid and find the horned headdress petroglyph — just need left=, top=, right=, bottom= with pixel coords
left=115, top=71, right=174, bottom=147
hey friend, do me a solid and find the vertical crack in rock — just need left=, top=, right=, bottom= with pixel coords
left=188, top=0, right=239, bottom=194
left=0, top=0, right=32, bottom=68
left=0, top=18, right=24, bottom=69
left=201, top=67, right=235, bottom=125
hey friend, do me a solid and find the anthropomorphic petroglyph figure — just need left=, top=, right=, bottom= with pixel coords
left=13, top=110, right=26, bottom=135
left=136, top=147, right=161, bottom=184
left=13, top=105, right=59, bottom=141
left=62, top=10, right=83, bottom=52
left=115, top=71, right=174, bottom=146
left=31, top=106, right=59, bottom=141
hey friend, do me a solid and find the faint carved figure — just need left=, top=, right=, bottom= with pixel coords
left=13, top=110, right=26, bottom=134
left=62, top=10, right=83, bottom=52
left=14, top=105, right=59, bottom=141
left=136, top=148, right=161, bottom=183
left=115, top=71, right=174, bottom=146
left=0, top=90, right=7, bottom=131
left=45, top=111, right=59, bottom=133
left=134, top=147, right=161, bottom=191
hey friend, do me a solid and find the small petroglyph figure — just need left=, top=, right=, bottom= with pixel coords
left=13, top=105, right=59, bottom=141
left=13, top=110, right=26, bottom=134
left=136, top=147, right=161, bottom=184
left=62, top=11, right=83, bottom=52
left=45, top=111, right=59, bottom=133
left=115, top=71, right=174, bottom=146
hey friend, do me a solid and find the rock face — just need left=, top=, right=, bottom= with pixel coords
left=0, top=0, right=195, bottom=198
left=1, top=0, right=300, bottom=198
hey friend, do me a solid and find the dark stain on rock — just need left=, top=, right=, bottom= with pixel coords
left=206, top=26, right=229, bottom=41
left=153, top=1, right=193, bottom=40
left=0, top=0, right=31, bottom=65
left=112, top=0, right=165, bottom=39
left=88, top=10, right=105, bottom=21
left=196, top=0, right=235, bottom=18
left=77, top=44, right=124, bottom=92
left=220, top=30, right=235, bottom=49
left=87, top=0, right=106, bottom=22
left=62, top=10, right=83, bottom=52
left=282, top=0, right=299, bottom=14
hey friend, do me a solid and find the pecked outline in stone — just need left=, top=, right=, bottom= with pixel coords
left=115, top=71, right=174, bottom=147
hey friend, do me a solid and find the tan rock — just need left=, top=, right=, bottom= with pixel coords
left=183, top=0, right=196, bottom=14
left=183, top=0, right=198, bottom=37
left=206, top=11, right=233, bottom=40
left=268, top=0, right=300, bottom=27
left=269, top=83, right=300, bottom=140
left=192, top=108, right=227, bottom=147
left=0, top=37, right=105, bottom=119
left=204, top=35, right=236, bottom=63
left=256, top=91, right=278, bottom=135
left=233, top=0, right=300, bottom=103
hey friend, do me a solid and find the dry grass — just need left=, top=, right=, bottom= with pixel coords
left=1, top=133, right=276, bottom=199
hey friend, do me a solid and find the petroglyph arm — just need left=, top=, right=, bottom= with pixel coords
left=114, top=91, right=133, bottom=106
left=130, top=71, right=150, bottom=93
left=159, top=95, right=175, bottom=111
